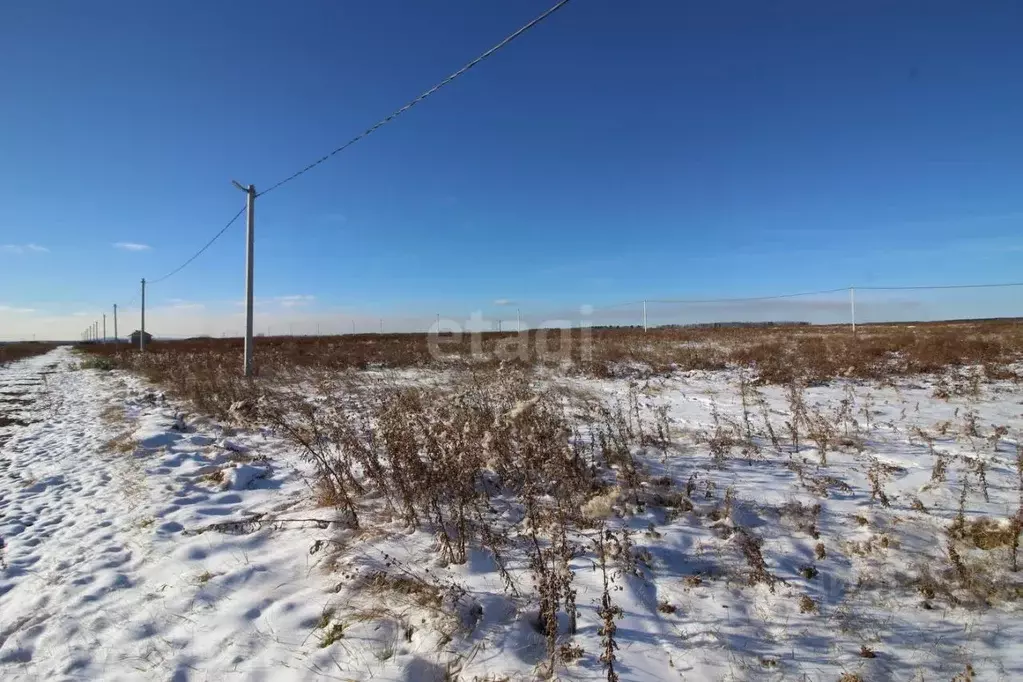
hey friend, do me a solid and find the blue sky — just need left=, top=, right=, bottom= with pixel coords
left=2, top=0, right=1022, bottom=338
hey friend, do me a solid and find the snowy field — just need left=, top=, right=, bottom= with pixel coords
left=2, top=346, right=1023, bottom=681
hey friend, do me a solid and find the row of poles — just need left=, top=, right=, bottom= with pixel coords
left=79, top=304, right=119, bottom=344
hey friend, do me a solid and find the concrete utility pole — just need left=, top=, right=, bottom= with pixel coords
left=113, top=304, right=118, bottom=344
left=102, top=314, right=106, bottom=343
left=850, top=287, right=856, bottom=336
left=141, top=278, right=147, bottom=351
left=517, top=308, right=521, bottom=332
left=233, top=181, right=256, bottom=377
left=643, top=300, right=648, bottom=332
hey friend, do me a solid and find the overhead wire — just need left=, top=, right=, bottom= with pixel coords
left=145, top=205, right=246, bottom=285
left=590, top=282, right=1023, bottom=313
left=256, top=0, right=574, bottom=198
left=857, top=282, right=1023, bottom=291
left=593, top=288, right=849, bottom=311
left=136, top=0, right=572, bottom=287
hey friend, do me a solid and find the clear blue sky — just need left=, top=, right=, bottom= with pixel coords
left=2, top=0, right=1022, bottom=337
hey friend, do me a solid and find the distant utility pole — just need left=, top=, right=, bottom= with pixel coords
left=113, top=304, right=118, bottom=345
left=102, top=314, right=106, bottom=343
left=517, top=308, right=521, bottom=332
left=850, top=287, right=856, bottom=336
left=233, top=181, right=256, bottom=378
left=643, top=300, right=648, bottom=333
left=140, top=278, right=147, bottom=351
left=379, top=318, right=383, bottom=334
left=352, top=320, right=356, bottom=335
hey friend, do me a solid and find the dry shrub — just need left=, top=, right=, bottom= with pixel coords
left=262, top=369, right=609, bottom=667
left=734, top=528, right=776, bottom=591
left=952, top=517, right=1018, bottom=550
left=798, top=594, right=817, bottom=614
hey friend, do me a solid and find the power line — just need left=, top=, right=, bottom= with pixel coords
left=592, top=282, right=1023, bottom=312
left=256, top=0, right=574, bottom=198
left=648, top=288, right=849, bottom=305
left=133, top=1, right=571, bottom=291
left=594, top=288, right=849, bottom=310
left=146, top=205, right=246, bottom=285
left=857, top=282, right=1023, bottom=291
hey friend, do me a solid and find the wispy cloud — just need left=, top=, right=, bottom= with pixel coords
left=276, top=295, right=316, bottom=308
left=113, top=242, right=152, bottom=252
left=2, top=243, right=48, bottom=255
left=0, top=304, right=36, bottom=314
left=164, top=298, right=205, bottom=311
left=493, top=299, right=515, bottom=306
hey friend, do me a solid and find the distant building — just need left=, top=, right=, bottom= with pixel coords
left=129, top=330, right=153, bottom=348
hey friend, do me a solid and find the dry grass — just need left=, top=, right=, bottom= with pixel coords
left=954, top=517, right=1019, bottom=551
left=77, top=320, right=1023, bottom=389
left=0, top=342, right=59, bottom=366
left=72, top=322, right=1023, bottom=431
left=102, top=433, right=138, bottom=455
left=73, top=321, right=1023, bottom=678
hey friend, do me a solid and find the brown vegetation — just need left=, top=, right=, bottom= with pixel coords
left=80, top=320, right=1023, bottom=381
left=0, top=342, right=60, bottom=366
left=74, top=321, right=1023, bottom=420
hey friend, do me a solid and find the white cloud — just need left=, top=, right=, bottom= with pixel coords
left=113, top=242, right=152, bottom=252
left=493, top=298, right=515, bottom=306
left=275, top=295, right=315, bottom=308
left=0, top=305, right=36, bottom=314
left=2, top=243, right=49, bottom=255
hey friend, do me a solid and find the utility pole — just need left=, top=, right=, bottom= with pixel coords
left=113, top=304, right=118, bottom=345
left=233, top=181, right=256, bottom=377
left=850, top=287, right=856, bottom=336
left=517, top=308, right=521, bottom=332
left=379, top=318, right=383, bottom=334
left=643, top=300, right=648, bottom=332
left=141, top=278, right=147, bottom=351
left=102, top=314, right=106, bottom=343
left=352, top=320, right=356, bottom=335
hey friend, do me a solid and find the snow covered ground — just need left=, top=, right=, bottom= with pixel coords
left=2, top=347, right=1022, bottom=680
